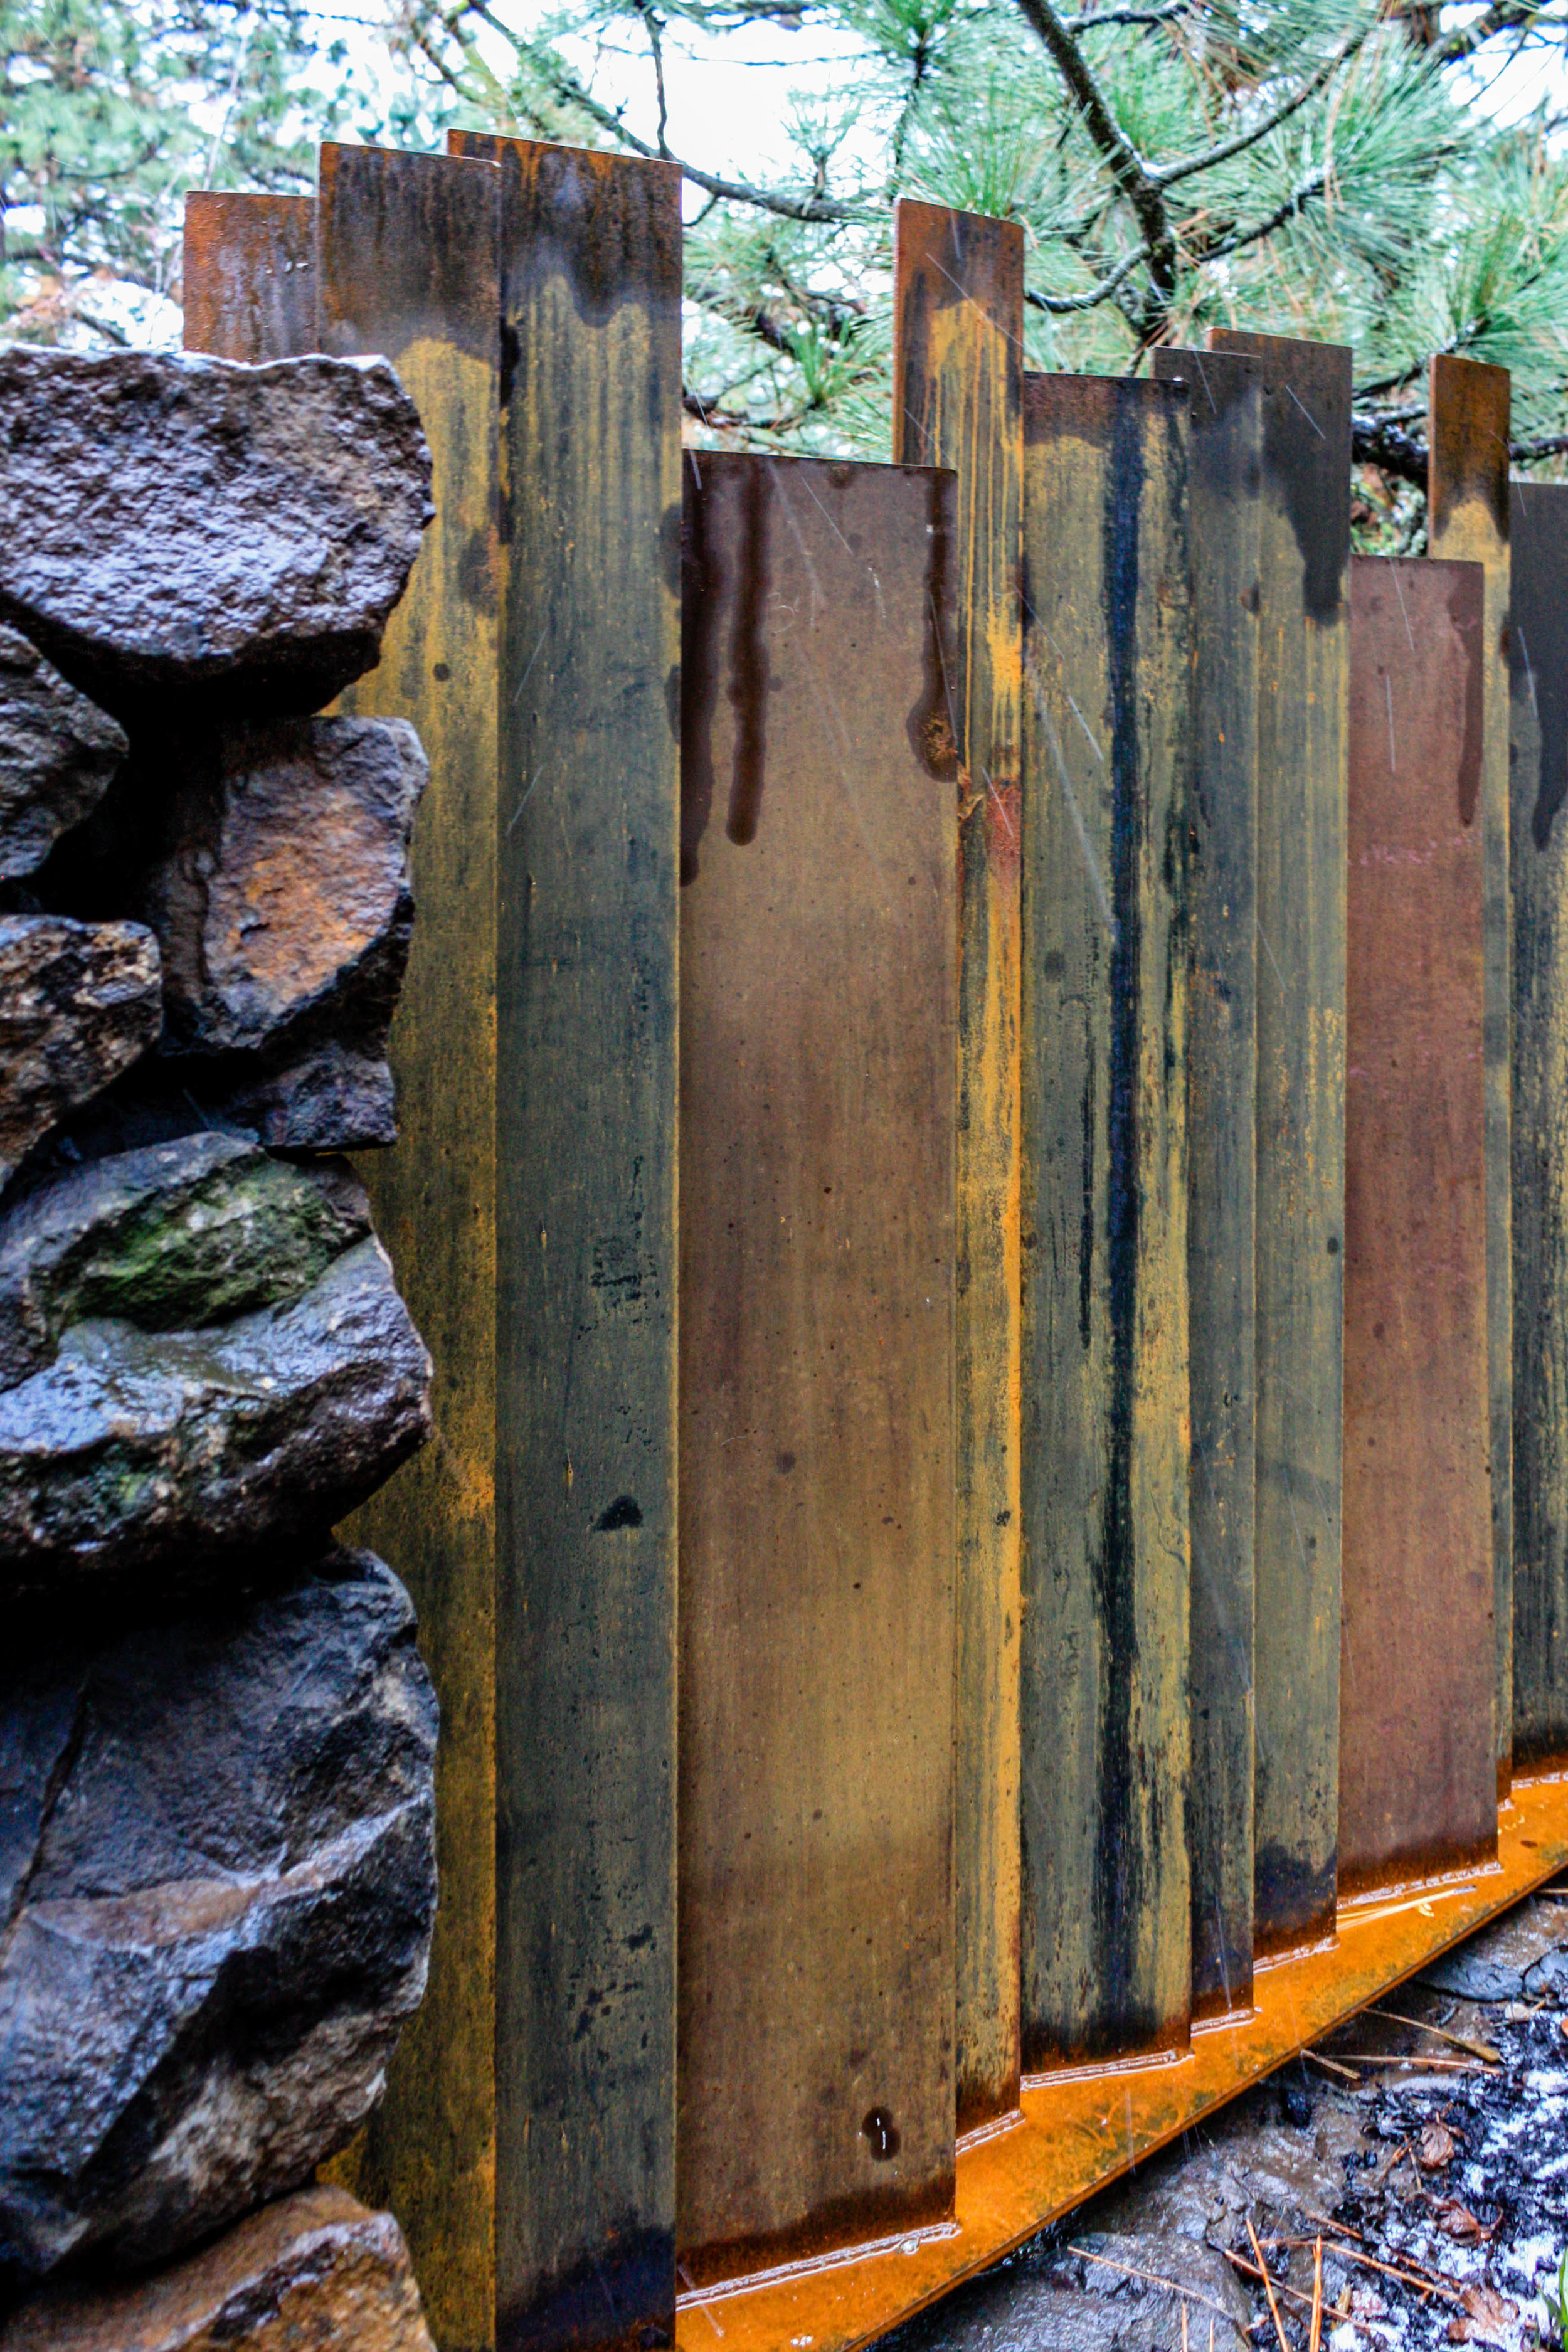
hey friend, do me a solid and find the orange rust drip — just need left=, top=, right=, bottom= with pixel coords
left=674, top=1777, right=1568, bottom=2352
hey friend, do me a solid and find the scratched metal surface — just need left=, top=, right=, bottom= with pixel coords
left=181, top=191, right=317, bottom=361
left=1153, top=345, right=1262, bottom=2022
left=893, top=197, right=1025, bottom=2136
left=1510, top=482, right=1568, bottom=1769
left=457, top=131, right=684, bottom=2352
left=1019, top=372, right=1194, bottom=2070
left=1428, top=356, right=1513, bottom=1801
left=1341, top=555, right=1494, bottom=1892
left=1207, top=329, right=1350, bottom=1961
left=676, top=450, right=959, bottom=2284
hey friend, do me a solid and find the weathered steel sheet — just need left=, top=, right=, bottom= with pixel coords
left=1019, top=373, right=1192, bottom=2067
left=1510, top=480, right=1568, bottom=1767
left=1153, top=345, right=1261, bottom=2020
left=1207, top=329, right=1350, bottom=1957
left=1340, top=555, right=1495, bottom=1891
left=677, top=450, right=958, bottom=2282
left=672, top=1784, right=1568, bottom=2352
left=314, top=140, right=502, bottom=2352
left=1428, top=354, right=1513, bottom=1798
left=893, top=197, right=1025, bottom=2133
left=182, top=190, right=316, bottom=361
left=450, top=132, right=684, bottom=2352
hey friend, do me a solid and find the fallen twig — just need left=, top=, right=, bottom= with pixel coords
left=1333, top=2054, right=1483, bottom=2074
left=1248, top=2216, right=1292, bottom=2352
left=1365, top=2007, right=1501, bottom=2065
left=1067, top=2243, right=1239, bottom=2328
left=1224, top=2247, right=1393, bottom=2341
left=1303, top=2049, right=1362, bottom=2084
left=1310, top=2238, right=1323, bottom=2352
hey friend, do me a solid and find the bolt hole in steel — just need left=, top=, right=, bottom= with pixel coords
left=862, top=2108, right=901, bottom=2162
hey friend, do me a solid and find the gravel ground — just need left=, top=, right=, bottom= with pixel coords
left=887, top=1883, right=1568, bottom=2352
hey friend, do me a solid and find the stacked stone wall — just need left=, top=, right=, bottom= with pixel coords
left=0, top=346, right=448, bottom=2349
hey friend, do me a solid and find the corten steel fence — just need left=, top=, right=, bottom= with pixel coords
left=184, top=139, right=1568, bottom=2352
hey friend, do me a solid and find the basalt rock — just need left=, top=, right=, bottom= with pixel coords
left=0, top=1135, right=432, bottom=1601
left=0, top=348, right=432, bottom=723
left=0, top=915, right=161, bottom=1190
left=0, top=2188, right=437, bottom=2352
left=0, top=628, right=126, bottom=880
left=0, top=1553, right=438, bottom=2281
left=47, top=715, right=425, bottom=1150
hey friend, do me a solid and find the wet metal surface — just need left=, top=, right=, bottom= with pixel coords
left=181, top=191, right=316, bottom=361
left=1510, top=482, right=1568, bottom=1770
left=1207, top=330, right=1351, bottom=1961
left=1019, top=372, right=1193, bottom=2071
left=1342, top=556, right=1493, bottom=1892
left=1428, top=355, right=1513, bottom=1799
left=1153, top=344, right=1263, bottom=2023
left=455, top=133, right=686, bottom=2352
left=674, top=1785, right=1568, bottom=2352
left=677, top=450, right=958, bottom=2286
left=893, top=196, right=1026, bottom=2137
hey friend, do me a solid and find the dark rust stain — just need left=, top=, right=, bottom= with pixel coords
left=455, top=133, right=682, bottom=333
left=1207, top=330, right=1350, bottom=623
left=183, top=193, right=317, bottom=363
left=679, top=455, right=723, bottom=885
left=726, top=463, right=771, bottom=847
left=908, top=467, right=961, bottom=781
left=317, top=144, right=498, bottom=367
left=1428, top=355, right=1509, bottom=549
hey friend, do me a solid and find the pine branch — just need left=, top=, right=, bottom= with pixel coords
left=1190, top=167, right=1327, bottom=262
left=487, top=19, right=861, bottom=220
left=1353, top=412, right=1428, bottom=486
left=1063, top=1, right=1190, bottom=28
left=1025, top=238, right=1154, bottom=312
left=1432, top=0, right=1555, bottom=64
left=1010, top=0, right=1177, bottom=317
left=1149, top=21, right=1374, bottom=190
left=1512, top=431, right=1568, bottom=462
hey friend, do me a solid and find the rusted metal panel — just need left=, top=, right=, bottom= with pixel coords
left=677, top=450, right=958, bottom=2283
left=1207, top=329, right=1350, bottom=1959
left=450, top=132, right=684, bottom=2352
left=1019, top=373, right=1192, bottom=2068
left=1428, top=355, right=1513, bottom=1798
left=1510, top=480, right=1568, bottom=1767
left=1341, top=555, right=1495, bottom=1892
left=892, top=198, right=1025, bottom=2134
left=182, top=190, right=316, bottom=360
left=314, top=141, right=502, bottom=2352
left=673, top=1781, right=1568, bottom=2352
left=1153, top=346, right=1262, bottom=2020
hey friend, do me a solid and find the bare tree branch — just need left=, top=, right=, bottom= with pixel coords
left=1025, top=238, right=1154, bottom=312
left=1062, top=1, right=1189, bottom=28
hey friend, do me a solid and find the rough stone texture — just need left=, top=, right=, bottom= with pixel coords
left=0, top=348, right=432, bottom=722
left=0, top=628, right=126, bottom=880
left=0, top=1553, right=438, bottom=2282
left=46, top=716, right=426, bottom=1150
left=882, top=2229, right=1253, bottom=2352
left=0, top=2189, right=436, bottom=2351
left=0, top=915, right=161, bottom=1191
left=0, top=1135, right=432, bottom=1601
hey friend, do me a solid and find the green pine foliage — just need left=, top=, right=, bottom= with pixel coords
left=0, top=0, right=382, bottom=341
left=404, top=0, right=1568, bottom=506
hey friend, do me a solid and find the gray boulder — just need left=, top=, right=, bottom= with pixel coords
left=0, top=914, right=161, bottom=1190
left=42, top=714, right=426, bottom=1150
left=0, top=1135, right=432, bottom=1600
left=0, top=1551, right=438, bottom=2281
left=0, top=347, right=432, bottom=721
left=0, top=2188, right=438, bottom=2351
left=0, top=627, right=126, bottom=879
